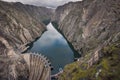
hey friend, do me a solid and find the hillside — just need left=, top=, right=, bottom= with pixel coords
left=53, top=0, right=120, bottom=79
left=0, top=1, right=53, bottom=51
left=0, top=1, right=52, bottom=80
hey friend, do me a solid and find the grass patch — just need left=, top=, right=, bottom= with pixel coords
left=59, top=43, right=120, bottom=80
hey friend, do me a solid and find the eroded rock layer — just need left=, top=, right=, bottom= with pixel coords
left=0, top=1, right=51, bottom=80
left=0, top=1, right=53, bottom=51
left=55, top=0, right=120, bottom=55
left=53, top=0, right=120, bottom=80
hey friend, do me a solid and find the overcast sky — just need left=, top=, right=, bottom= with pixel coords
left=2, top=0, right=82, bottom=8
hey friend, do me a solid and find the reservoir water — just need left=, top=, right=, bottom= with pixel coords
left=28, top=23, right=74, bottom=74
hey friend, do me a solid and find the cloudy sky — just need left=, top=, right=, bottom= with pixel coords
left=2, top=0, right=82, bottom=8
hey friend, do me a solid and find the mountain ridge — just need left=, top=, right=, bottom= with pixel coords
left=53, top=0, right=120, bottom=79
left=0, top=1, right=52, bottom=80
left=0, top=0, right=54, bottom=52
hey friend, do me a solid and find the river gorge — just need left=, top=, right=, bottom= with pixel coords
left=27, top=23, right=76, bottom=74
left=0, top=0, right=120, bottom=80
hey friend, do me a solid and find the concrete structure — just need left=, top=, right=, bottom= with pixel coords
left=0, top=36, right=51, bottom=80
left=22, top=53, right=51, bottom=80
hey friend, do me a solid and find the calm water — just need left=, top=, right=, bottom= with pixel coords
left=28, top=23, right=74, bottom=74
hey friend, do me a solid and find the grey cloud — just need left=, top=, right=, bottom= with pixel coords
left=2, top=0, right=82, bottom=8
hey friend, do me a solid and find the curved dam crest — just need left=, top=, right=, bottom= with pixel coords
left=28, top=23, right=75, bottom=74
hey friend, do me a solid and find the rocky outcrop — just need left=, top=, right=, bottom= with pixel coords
left=0, top=1, right=53, bottom=51
left=0, top=1, right=52, bottom=80
left=13, top=2, right=53, bottom=23
left=55, top=0, right=120, bottom=55
left=59, top=42, right=120, bottom=80
left=54, top=0, right=120, bottom=80
left=53, top=1, right=81, bottom=24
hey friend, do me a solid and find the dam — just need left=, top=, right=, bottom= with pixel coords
left=0, top=36, right=51, bottom=80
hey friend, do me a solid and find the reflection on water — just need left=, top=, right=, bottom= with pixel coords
left=28, top=23, right=74, bottom=74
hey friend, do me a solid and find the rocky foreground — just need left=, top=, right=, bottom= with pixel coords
left=53, top=0, right=120, bottom=80
left=0, top=37, right=51, bottom=80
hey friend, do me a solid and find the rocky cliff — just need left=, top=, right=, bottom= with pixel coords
left=0, top=1, right=53, bottom=52
left=55, top=0, right=120, bottom=55
left=12, top=1, right=53, bottom=23
left=0, top=1, right=51, bottom=80
left=53, top=0, right=120, bottom=80
left=52, top=1, right=81, bottom=24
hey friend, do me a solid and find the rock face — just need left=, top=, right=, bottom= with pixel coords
left=0, top=1, right=53, bottom=52
left=12, top=2, right=53, bottom=23
left=52, top=1, right=81, bottom=24
left=54, top=0, right=120, bottom=55
left=53, top=0, right=120, bottom=80
left=0, top=1, right=51, bottom=80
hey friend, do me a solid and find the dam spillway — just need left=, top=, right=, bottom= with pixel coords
left=22, top=53, right=51, bottom=80
left=0, top=36, right=51, bottom=80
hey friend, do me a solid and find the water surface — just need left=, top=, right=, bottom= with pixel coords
left=28, top=23, right=74, bottom=74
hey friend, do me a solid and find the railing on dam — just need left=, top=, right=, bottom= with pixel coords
left=22, top=53, right=51, bottom=80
